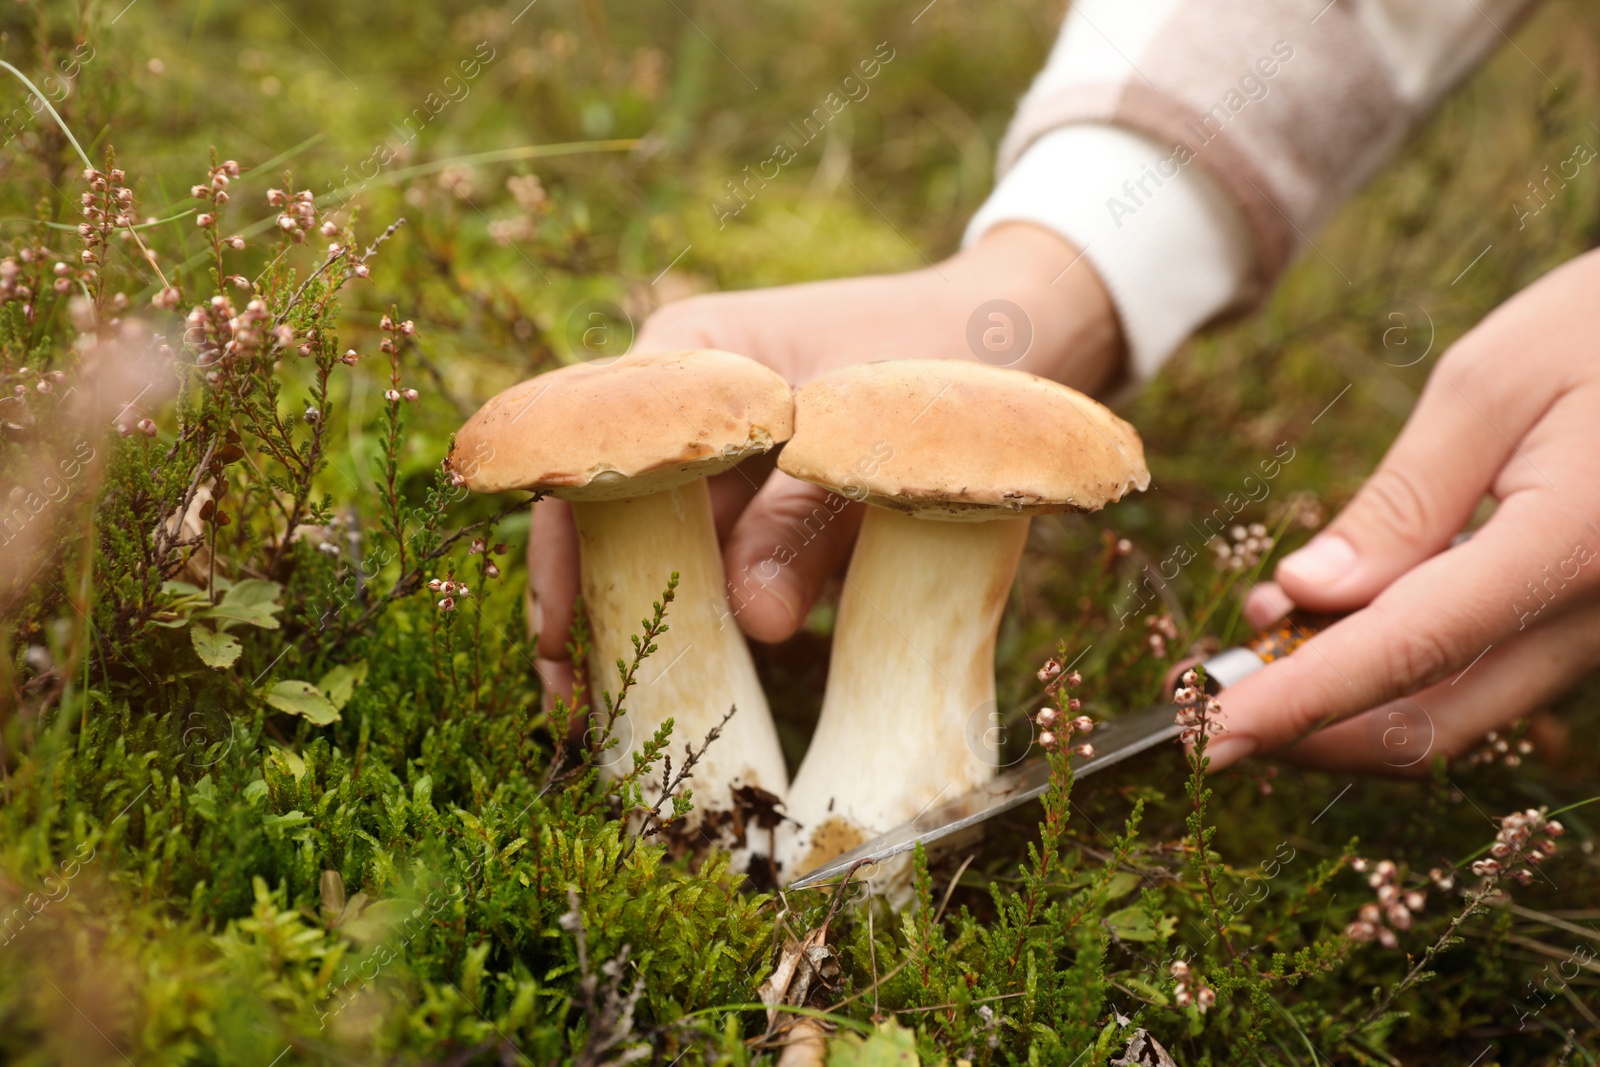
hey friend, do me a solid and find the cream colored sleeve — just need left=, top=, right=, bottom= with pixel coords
left=965, top=0, right=1543, bottom=376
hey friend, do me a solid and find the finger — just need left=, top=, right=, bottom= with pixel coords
left=1275, top=350, right=1557, bottom=612
left=722, top=471, right=864, bottom=644
left=1243, top=581, right=1294, bottom=629
left=528, top=497, right=580, bottom=667
left=707, top=452, right=777, bottom=544
left=1205, top=491, right=1600, bottom=766
left=1278, top=596, right=1600, bottom=775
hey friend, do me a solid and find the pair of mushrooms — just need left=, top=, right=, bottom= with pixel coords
left=452, top=350, right=1149, bottom=884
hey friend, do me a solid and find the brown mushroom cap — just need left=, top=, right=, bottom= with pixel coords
left=450, top=350, right=794, bottom=500
left=778, top=360, right=1150, bottom=519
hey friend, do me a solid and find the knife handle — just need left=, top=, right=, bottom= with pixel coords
left=1192, top=610, right=1343, bottom=693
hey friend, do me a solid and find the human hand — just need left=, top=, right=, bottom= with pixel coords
left=528, top=222, right=1126, bottom=702
left=1207, top=249, right=1600, bottom=775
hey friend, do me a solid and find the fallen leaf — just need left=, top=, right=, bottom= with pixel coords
left=1111, top=1029, right=1177, bottom=1067
left=190, top=625, right=242, bottom=668
left=203, top=578, right=284, bottom=631
left=265, top=680, right=339, bottom=725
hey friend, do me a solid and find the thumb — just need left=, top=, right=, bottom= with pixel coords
left=721, top=471, right=863, bottom=644
left=1275, top=389, right=1499, bottom=611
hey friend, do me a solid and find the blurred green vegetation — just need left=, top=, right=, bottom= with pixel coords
left=2, top=0, right=1600, bottom=1063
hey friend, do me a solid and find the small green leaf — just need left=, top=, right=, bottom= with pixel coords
left=829, top=1020, right=919, bottom=1067
left=243, top=780, right=269, bottom=804
left=188, top=774, right=219, bottom=821
left=203, top=579, right=284, bottom=631
left=190, top=626, right=242, bottom=668
left=1105, top=903, right=1177, bottom=943
left=1104, top=870, right=1142, bottom=901
left=317, top=660, right=369, bottom=711
left=269, top=747, right=308, bottom=780
left=263, top=809, right=311, bottom=834
left=265, top=680, right=339, bottom=725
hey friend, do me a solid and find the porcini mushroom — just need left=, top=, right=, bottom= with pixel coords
left=450, top=350, right=793, bottom=847
left=774, top=360, right=1149, bottom=887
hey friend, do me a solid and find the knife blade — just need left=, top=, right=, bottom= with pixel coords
left=786, top=612, right=1336, bottom=889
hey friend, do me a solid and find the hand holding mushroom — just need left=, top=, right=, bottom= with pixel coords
left=451, top=350, right=792, bottom=858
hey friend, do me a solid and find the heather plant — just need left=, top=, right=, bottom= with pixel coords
left=1, top=1, right=1599, bottom=1064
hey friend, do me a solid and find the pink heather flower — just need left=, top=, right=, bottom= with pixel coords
left=152, top=286, right=181, bottom=310
left=401, top=388, right=419, bottom=401
left=36, top=380, right=52, bottom=394
left=1196, top=987, right=1215, bottom=1012
left=470, top=538, right=487, bottom=554
left=1169, top=960, right=1189, bottom=979
left=1072, top=715, right=1094, bottom=733
left=136, top=418, right=157, bottom=437
left=267, top=188, right=287, bottom=206
left=1035, top=708, right=1057, bottom=728
left=384, top=389, right=401, bottom=402
left=226, top=235, right=246, bottom=250
left=1074, top=743, right=1095, bottom=759
left=1037, top=731, right=1056, bottom=750
left=399, top=320, right=415, bottom=336
left=191, top=184, right=210, bottom=199
left=1037, top=658, right=1062, bottom=684
left=196, top=213, right=215, bottom=227
left=1065, top=670, right=1082, bottom=688
left=437, top=596, right=455, bottom=612
left=484, top=562, right=501, bottom=579
left=353, top=264, right=369, bottom=278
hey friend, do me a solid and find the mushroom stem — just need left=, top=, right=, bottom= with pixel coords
left=781, top=507, right=1030, bottom=877
left=569, top=477, right=788, bottom=814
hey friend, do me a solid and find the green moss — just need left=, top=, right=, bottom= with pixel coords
left=0, top=0, right=1598, bottom=1062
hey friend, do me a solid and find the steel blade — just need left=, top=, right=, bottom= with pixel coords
left=787, top=701, right=1182, bottom=889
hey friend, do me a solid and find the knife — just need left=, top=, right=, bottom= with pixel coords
left=786, top=612, right=1337, bottom=889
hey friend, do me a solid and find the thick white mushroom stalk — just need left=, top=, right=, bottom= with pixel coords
left=778, top=507, right=1031, bottom=891
left=570, top=477, right=788, bottom=841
